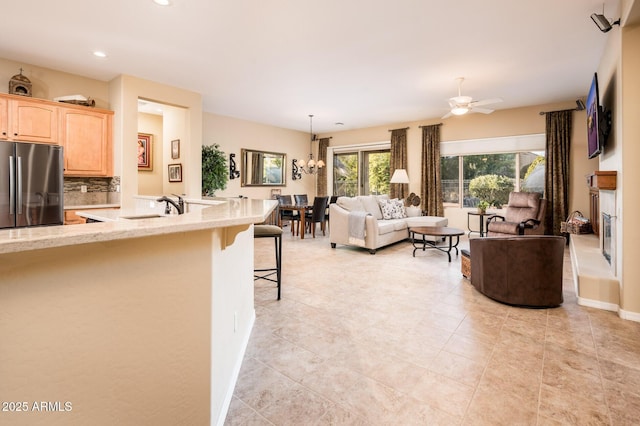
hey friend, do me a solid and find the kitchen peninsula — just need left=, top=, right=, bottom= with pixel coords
left=0, top=198, right=277, bottom=426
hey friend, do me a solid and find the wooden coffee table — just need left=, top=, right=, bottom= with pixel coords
left=409, top=226, right=465, bottom=262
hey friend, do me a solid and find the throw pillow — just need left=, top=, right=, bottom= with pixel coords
left=357, top=195, right=383, bottom=220
left=378, top=198, right=406, bottom=220
left=337, top=196, right=365, bottom=212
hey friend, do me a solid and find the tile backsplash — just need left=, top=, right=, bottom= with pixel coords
left=64, top=176, right=121, bottom=206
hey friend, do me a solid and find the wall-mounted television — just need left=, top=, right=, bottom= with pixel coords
left=586, top=73, right=601, bottom=158
left=586, top=72, right=611, bottom=159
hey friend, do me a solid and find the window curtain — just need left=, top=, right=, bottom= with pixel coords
left=317, top=137, right=330, bottom=196
left=390, top=128, right=408, bottom=199
left=420, top=124, right=444, bottom=216
left=544, top=110, right=572, bottom=236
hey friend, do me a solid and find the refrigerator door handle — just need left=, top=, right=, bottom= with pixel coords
left=16, top=156, right=23, bottom=215
left=9, top=156, right=15, bottom=214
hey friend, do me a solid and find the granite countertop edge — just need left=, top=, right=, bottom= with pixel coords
left=0, top=198, right=278, bottom=255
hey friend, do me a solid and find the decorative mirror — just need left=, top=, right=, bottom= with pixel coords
left=241, top=149, right=287, bottom=187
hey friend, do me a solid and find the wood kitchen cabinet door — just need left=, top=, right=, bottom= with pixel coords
left=60, top=107, right=113, bottom=177
left=9, top=98, right=58, bottom=143
left=0, top=97, right=7, bottom=140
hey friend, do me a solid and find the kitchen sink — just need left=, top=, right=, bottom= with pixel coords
left=120, top=214, right=166, bottom=220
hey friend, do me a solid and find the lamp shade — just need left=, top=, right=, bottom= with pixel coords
left=390, top=169, right=409, bottom=184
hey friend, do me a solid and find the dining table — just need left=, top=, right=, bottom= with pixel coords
left=278, top=204, right=313, bottom=239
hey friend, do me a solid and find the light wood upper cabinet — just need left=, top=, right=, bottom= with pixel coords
left=8, top=98, right=58, bottom=143
left=0, top=97, right=7, bottom=139
left=60, top=107, right=113, bottom=177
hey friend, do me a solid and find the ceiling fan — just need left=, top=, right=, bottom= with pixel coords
left=442, top=77, right=503, bottom=119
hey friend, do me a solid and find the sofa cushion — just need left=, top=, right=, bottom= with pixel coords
left=337, top=196, right=365, bottom=212
left=378, top=198, right=406, bottom=220
left=357, top=195, right=383, bottom=220
left=377, top=219, right=407, bottom=235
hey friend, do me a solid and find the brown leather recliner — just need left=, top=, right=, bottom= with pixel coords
left=486, top=192, right=546, bottom=236
left=469, top=236, right=565, bottom=307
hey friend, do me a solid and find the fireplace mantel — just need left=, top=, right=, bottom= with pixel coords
left=587, top=171, right=617, bottom=236
left=588, top=171, right=617, bottom=190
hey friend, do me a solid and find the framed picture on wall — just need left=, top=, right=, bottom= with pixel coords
left=168, top=163, right=182, bottom=182
left=138, top=133, right=153, bottom=171
left=171, top=139, right=180, bottom=159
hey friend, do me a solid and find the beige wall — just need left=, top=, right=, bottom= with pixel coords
left=203, top=113, right=316, bottom=200
left=138, top=112, right=164, bottom=195
left=0, top=57, right=110, bottom=109
left=324, top=102, right=591, bottom=224
left=109, top=75, right=202, bottom=208
left=0, top=232, right=213, bottom=425
left=620, top=21, right=640, bottom=315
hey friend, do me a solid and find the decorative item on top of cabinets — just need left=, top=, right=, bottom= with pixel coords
left=9, top=69, right=32, bottom=97
left=229, top=153, right=240, bottom=179
left=202, top=144, right=228, bottom=196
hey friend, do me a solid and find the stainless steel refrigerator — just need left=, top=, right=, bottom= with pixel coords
left=0, top=141, right=64, bottom=229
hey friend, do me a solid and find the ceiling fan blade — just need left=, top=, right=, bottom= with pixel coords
left=441, top=111, right=453, bottom=119
left=471, top=107, right=495, bottom=114
left=471, top=98, right=503, bottom=107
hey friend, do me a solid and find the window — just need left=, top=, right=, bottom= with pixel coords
left=440, top=135, right=546, bottom=208
left=332, top=148, right=390, bottom=196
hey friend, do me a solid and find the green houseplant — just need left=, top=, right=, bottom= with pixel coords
left=202, top=144, right=228, bottom=197
left=476, top=200, right=489, bottom=214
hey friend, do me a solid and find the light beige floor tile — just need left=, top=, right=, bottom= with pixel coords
left=237, top=233, right=640, bottom=425
left=339, top=376, right=405, bottom=423
left=410, top=370, right=475, bottom=417
left=428, top=350, right=487, bottom=387
left=538, top=384, right=610, bottom=425
left=259, top=383, right=334, bottom=426
left=224, top=397, right=274, bottom=426
left=464, top=383, right=538, bottom=426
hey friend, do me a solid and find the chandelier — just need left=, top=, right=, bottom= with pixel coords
left=292, top=115, right=325, bottom=180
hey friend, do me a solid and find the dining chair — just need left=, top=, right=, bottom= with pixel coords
left=294, top=194, right=308, bottom=205
left=304, top=196, right=330, bottom=238
left=277, top=195, right=297, bottom=229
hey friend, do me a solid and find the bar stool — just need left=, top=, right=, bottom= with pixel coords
left=253, top=224, right=282, bottom=300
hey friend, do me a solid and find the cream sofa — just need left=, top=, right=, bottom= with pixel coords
left=329, top=195, right=448, bottom=254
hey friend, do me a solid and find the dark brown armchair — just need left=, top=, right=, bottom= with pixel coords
left=469, top=236, right=565, bottom=307
left=486, top=192, right=546, bottom=236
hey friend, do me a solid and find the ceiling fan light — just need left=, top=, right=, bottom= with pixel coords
left=451, top=106, right=469, bottom=116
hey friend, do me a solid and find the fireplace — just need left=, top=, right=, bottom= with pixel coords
left=602, top=213, right=612, bottom=264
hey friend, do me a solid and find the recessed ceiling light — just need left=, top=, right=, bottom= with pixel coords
left=93, top=51, right=107, bottom=58
left=335, top=122, right=344, bottom=126
left=153, top=0, right=171, bottom=6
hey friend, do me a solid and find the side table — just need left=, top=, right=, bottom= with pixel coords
left=467, top=211, right=495, bottom=237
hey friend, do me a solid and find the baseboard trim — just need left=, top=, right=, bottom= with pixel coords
left=619, top=308, right=640, bottom=323
left=214, top=309, right=256, bottom=426
left=577, top=296, right=619, bottom=312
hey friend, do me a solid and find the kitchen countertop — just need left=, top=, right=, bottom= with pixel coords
left=0, top=198, right=277, bottom=255
left=64, top=203, right=121, bottom=210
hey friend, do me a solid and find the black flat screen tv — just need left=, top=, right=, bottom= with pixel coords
left=586, top=73, right=601, bottom=159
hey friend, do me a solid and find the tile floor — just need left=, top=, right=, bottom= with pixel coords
left=225, top=229, right=640, bottom=425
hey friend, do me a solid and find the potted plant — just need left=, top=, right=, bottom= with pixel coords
left=202, top=144, right=228, bottom=197
left=477, top=200, right=489, bottom=214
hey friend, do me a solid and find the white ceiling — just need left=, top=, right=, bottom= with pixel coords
left=0, top=0, right=622, bottom=132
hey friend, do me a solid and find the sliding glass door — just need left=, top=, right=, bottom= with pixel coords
left=333, top=149, right=390, bottom=196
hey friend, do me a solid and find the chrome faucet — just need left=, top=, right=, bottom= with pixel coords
left=157, top=195, right=184, bottom=215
